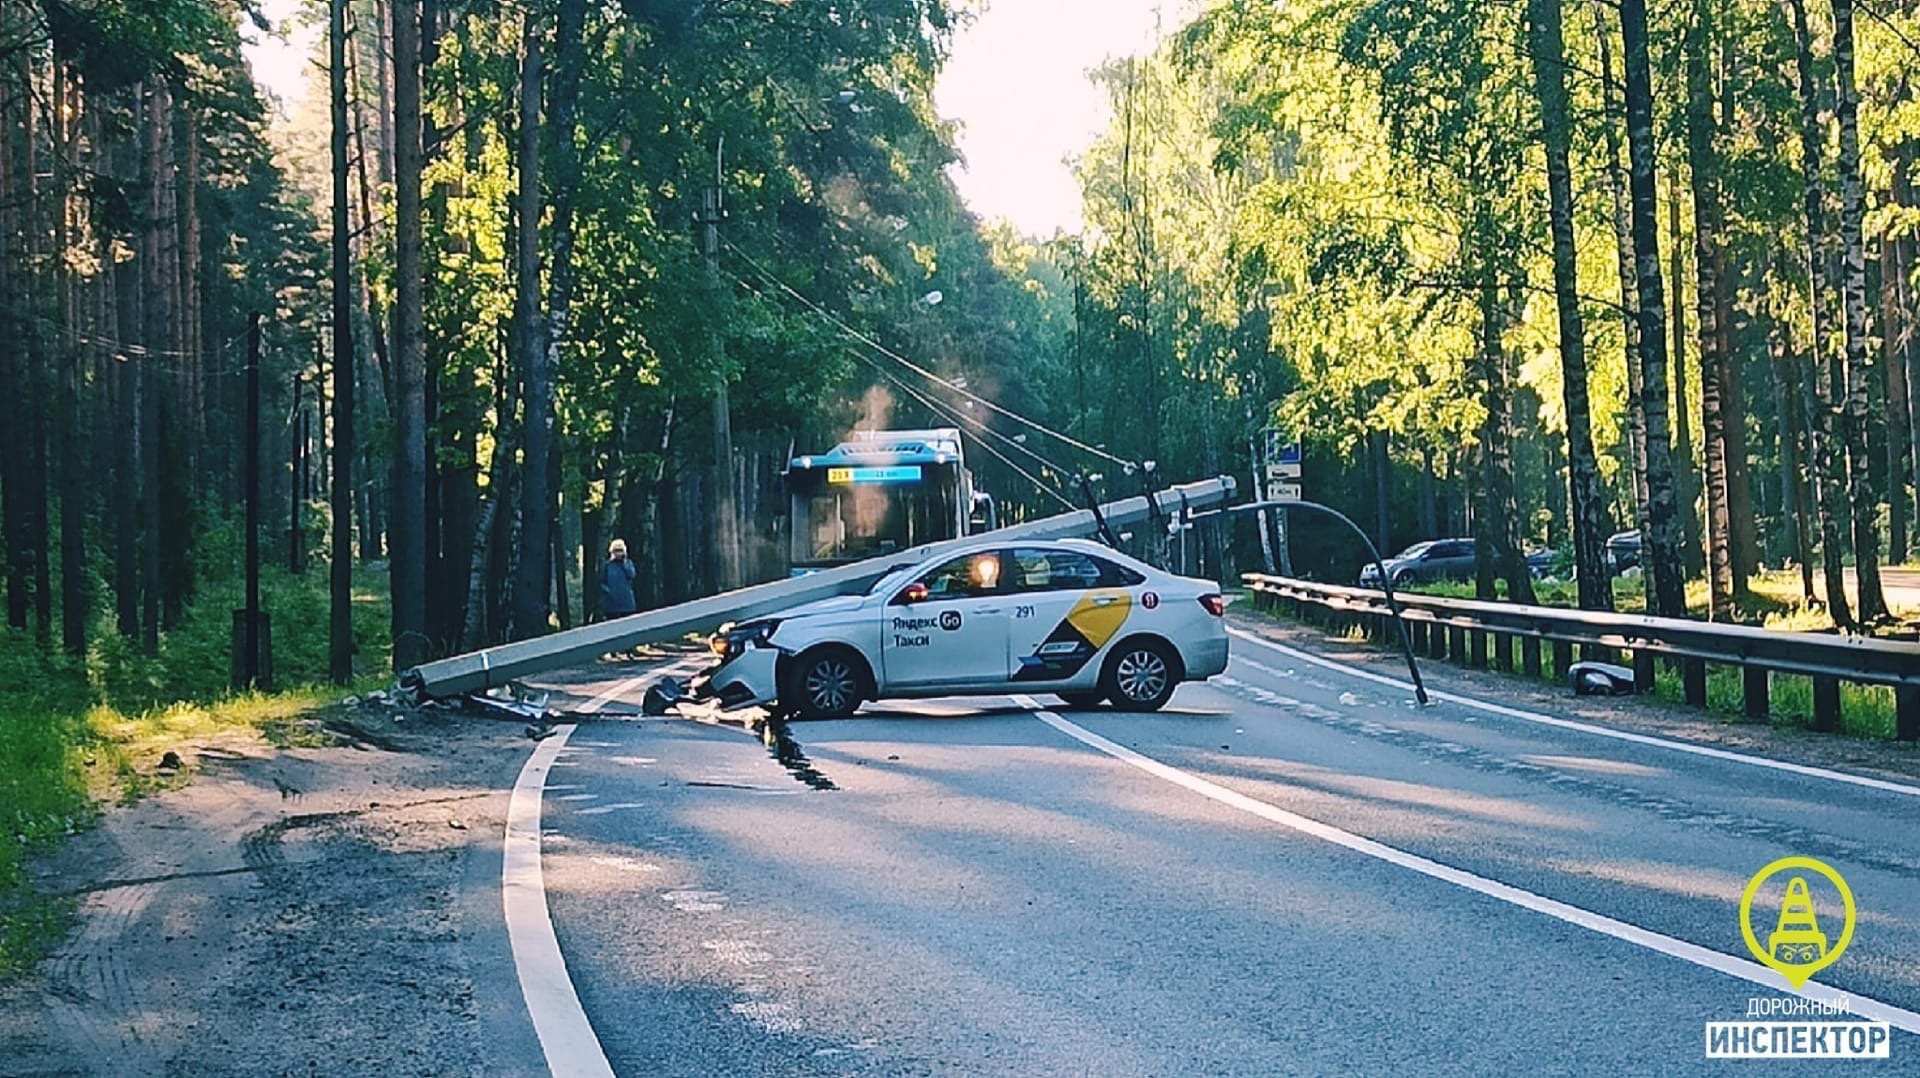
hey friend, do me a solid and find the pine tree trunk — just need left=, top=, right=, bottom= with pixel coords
left=1885, top=234, right=1911, bottom=565
left=1769, top=306, right=1817, bottom=602
left=1667, top=180, right=1705, bottom=582
left=1832, top=0, right=1889, bottom=622
left=1716, top=44, right=1758, bottom=596
left=1595, top=3, right=1649, bottom=532
left=140, top=79, right=173, bottom=654
left=391, top=0, right=430, bottom=666
left=509, top=11, right=550, bottom=641
left=1474, top=256, right=1538, bottom=604
left=1620, top=0, right=1688, bottom=617
left=1532, top=0, right=1613, bottom=609
left=55, top=63, right=86, bottom=656
left=0, top=48, right=23, bottom=632
left=19, top=42, right=52, bottom=643
left=330, top=0, right=358, bottom=682
left=1687, top=3, right=1734, bottom=621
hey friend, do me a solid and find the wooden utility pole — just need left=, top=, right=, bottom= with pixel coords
left=702, top=140, right=742, bottom=592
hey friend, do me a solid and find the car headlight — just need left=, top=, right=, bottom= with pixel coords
left=710, top=618, right=781, bottom=658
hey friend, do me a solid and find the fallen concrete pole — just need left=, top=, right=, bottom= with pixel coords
left=400, top=476, right=1237, bottom=700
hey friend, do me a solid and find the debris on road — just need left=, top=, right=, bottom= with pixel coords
left=1569, top=661, right=1638, bottom=696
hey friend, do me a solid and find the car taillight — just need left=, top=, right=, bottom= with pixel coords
left=1199, top=593, right=1226, bottom=617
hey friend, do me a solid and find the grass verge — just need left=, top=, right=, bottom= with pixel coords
left=0, top=561, right=391, bottom=979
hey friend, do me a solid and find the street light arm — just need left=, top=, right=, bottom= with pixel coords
left=1193, top=499, right=1431, bottom=706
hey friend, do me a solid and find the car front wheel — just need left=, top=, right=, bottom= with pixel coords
left=781, top=648, right=866, bottom=719
left=1102, top=640, right=1178, bottom=712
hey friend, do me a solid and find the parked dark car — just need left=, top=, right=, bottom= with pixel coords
left=1606, top=529, right=1642, bottom=574
left=1525, top=548, right=1566, bottom=580
left=1359, top=538, right=1477, bottom=588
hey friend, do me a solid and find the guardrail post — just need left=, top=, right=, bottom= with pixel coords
left=1551, top=639, right=1573, bottom=679
left=1683, top=659, right=1708, bottom=708
left=1470, top=630, right=1488, bottom=669
left=1898, top=687, right=1919, bottom=742
left=1523, top=635, right=1542, bottom=678
left=1493, top=631, right=1513, bottom=672
left=1633, top=650, right=1655, bottom=693
left=1742, top=667, right=1769, bottom=723
left=1449, top=625, right=1468, bottom=663
left=1812, top=677, right=1841, bottom=733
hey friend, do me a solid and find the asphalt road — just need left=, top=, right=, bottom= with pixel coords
left=520, top=623, right=1920, bottom=1076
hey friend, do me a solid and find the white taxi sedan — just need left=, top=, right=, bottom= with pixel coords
left=697, top=539, right=1229, bottom=718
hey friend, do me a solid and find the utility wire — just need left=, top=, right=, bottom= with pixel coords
left=720, top=263, right=1077, bottom=512
left=839, top=346, right=1080, bottom=485
left=856, top=355, right=1078, bottom=512
left=721, top=237, right=1138, bottom=471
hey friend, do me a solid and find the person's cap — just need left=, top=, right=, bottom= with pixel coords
left=609, top=539, right=628, bottom=556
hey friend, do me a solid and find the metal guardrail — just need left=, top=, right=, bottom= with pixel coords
left=1242, top=574, right=1920, bottom=741
left=398, top=476, right=1237, bottom=700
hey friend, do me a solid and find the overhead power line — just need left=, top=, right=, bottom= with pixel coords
left=718, top=263, right=1078, bottom=511
left=853, top=353, right=1078, bottom=512
left=719, top=237, right=1137, bottom=472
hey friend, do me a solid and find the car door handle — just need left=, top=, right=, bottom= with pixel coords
left=977, top=607, right=1003, bottom=615
left=1092, top=596, right=1117, bottom=607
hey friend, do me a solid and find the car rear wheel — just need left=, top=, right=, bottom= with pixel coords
left=1391, top=568, right=1416, bottom=589
left=1056, top=691, right=1105, bottom=710
left=780, top=647, right=866, bottom=719
left=1102, top=640, right=1177, bottom=712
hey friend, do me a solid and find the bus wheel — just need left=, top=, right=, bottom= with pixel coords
left=781, top=647, right=866, bottom=719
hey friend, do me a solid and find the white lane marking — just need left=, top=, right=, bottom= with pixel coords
left=504, top=724, right=616, bottom=1078
left=1228, top=627, right=1920, bottom=800
left=579, top=655, right=707, bottom=714
left=1011, top=695, right=1920, bottom=1036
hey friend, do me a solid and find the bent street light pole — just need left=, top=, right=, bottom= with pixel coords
left=1193, top=498, right=1430, bottom=706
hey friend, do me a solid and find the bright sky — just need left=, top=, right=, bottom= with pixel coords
left=238, top=0, right=1178, bottom=237
left=241, top=0, right=315, bottom=119
left=935, top=0, right=1177, bottom=237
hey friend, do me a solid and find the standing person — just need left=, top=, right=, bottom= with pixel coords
left=598, top=539, right=639, bottom=620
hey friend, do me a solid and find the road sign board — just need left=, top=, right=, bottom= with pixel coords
left=1267, top=461, right=1302, bottom=479
left=1265, top=479, right=1302, bottom=502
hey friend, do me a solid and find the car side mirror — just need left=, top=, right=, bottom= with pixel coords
left=896, top=582, right=930, bottom=605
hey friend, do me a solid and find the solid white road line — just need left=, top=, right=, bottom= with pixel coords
left=1011, top=695, right=1920, bottom=1036
left=580, top=655, right=707, bottom=714
left=505, top=724, right=616, bottom=1078
left=1228, top=626, right=1920, bottom=801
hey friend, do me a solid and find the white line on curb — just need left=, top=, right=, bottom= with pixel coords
left=1227, top=627, right=1920, bottom=801
left=1012, top=695, right=1920, bottom=1036
left=505, top=724, right=616, bottom=1078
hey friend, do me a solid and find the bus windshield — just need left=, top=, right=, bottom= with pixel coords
left=799, top=481, right=958, bottom=565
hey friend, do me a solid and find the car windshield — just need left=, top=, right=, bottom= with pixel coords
left=864, top=562, right=923, bottom=597
left=1393, top=541, right=1436, bottom=560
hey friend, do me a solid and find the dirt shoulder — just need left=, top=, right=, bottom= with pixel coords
left=1229, top=610, right=1920, bottom=787
left=0, top=704, right=546, bottom=1078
